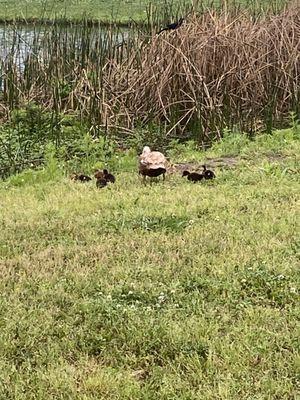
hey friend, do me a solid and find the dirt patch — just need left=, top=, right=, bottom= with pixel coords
left=169, top=156, right=239, bottom=173
left=265, top=153, right=288, bottom=162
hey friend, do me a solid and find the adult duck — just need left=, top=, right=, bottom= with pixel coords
left=139, top=146, right=167, bottom=181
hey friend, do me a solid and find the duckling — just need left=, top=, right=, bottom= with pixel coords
left=96, top=177, right=108, bottom=188
left=182, top=170, right=204, bottom=182
left=139, top=146, right=167, bottom=181
left=70, top=173, right=92, bottom=182
left=202, top=165, right=215, bottom=179
left=94, top=169, right=116, bottom=189
left=103, top=169, right=116, bottom=183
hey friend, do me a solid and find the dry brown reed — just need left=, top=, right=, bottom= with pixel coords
left=0, top=4, right=299, bottom=142
left=102, top=5, right=300, bottom=139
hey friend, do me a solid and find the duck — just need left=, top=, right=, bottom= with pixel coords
left=70, top=173, right=92, bottom=182
left=139, top=146, right=167, bottom=181
left=202, top=165, right=215, bottom=179
left=94, top=169, right=116, bottom=188
left=182, top=170, right=204, bottom=182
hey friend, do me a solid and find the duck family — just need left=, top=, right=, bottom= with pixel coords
left=70, top=169, right=116, bottom=188
left=71, top=146, right=216, bottom=188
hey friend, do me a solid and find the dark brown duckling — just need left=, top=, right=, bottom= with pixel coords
left=70, top=173, right=92, bottom=182
left=103, top=169, right=116, bottom=183
left=94, top=169, right=116, bottom=188
left=202, top=165, right=215, bottom=180
left=182, top=170, right=204, bottom=182
left=96, top=178, right=108, bottom=188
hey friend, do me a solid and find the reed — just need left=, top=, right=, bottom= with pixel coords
left=0, top=0, right=298, bottom=147
left=103, top=4, right=299, bottom=140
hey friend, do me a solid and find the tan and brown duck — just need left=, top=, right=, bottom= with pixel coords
left=138, top=146, right=167, bottom=181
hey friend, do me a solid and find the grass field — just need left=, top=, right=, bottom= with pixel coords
left=0, top=127, right=299, bottom=399
left=0, top=0, right=285, bottom=22
left=0, top=0, right=182, bottom=22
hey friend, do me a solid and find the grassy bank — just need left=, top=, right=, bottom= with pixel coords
left=0, top=128, right=299, bottom=399
left=0, top=0, right=188, bottom=23
left=0, top=0, right=146, bottom=23
left=0, top=6, right=298, bottom=144
left=0, top=0, right=286, bottom=23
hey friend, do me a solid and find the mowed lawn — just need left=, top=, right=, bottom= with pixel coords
left=0, top=129, right=299, bottom=399
left=0, top=0, right=281, bottom=22
left=0, top=0, right=183, bottom=22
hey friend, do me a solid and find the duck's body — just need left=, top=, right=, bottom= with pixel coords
left=139, top=167, right=166, bottom=178
left=139, top=146, right=167, bottom=181
left=71, top=173, right=92, bottom=182
left=182, top=170, right=204, bottom=182
left=202, top=165, right=215, bottom=179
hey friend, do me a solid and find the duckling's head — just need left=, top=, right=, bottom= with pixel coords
left=182, top=170, right=190, bottom=177
left=103, top=169, right=109, bottom=175
left=202, top=165, right=207, bottom=171
left=94, top=169, right=104, bottom=179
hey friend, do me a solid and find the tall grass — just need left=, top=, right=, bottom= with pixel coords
left=0, top=1, right=298, bottom=145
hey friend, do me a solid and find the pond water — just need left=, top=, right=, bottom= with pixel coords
left=0, top=23, right=128, bottom=71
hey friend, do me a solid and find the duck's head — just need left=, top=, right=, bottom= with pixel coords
left=202, top=165, right=207, bottom=170
left=142, top=146, right=151, bottom=155
left=182, top=170, right=190, bottom=177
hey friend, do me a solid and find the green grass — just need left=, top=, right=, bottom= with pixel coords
left=0, top=128, right=299, bottom=399
left=0, top=0, right=183, bottom=23
left=0, top=0, right=286, bottom=23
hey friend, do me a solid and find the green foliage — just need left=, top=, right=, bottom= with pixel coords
left=44, top=143, right=63, bottom=180
left=0, top=105, right=109, bottom=177
left=211, top=128, right=251, bottom=156
left=167, top=139, right=199, bottom=161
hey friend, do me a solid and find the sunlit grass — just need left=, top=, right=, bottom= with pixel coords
left=0, top=0, right=179, bottom=22
left=0, top=129, right=299, bottom=399
left=0, top=0, right=287, bottom=22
